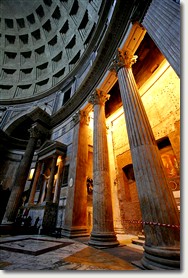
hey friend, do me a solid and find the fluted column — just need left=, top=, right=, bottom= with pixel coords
left=62, top=110, right=89, bottom=237
left=53, top=156, right=64, bottom=204
left=45, top=154, right=58, bottom=202
left=110, top=49, right=180, bottom=269
left=88, top=89, right=119, bottom=248
left=37, top=163, right=46, bottom=204
left=28, top=161, right=43, bottom=205
left=3, top=123, right=45, bottom=223
left=106, top=124, right=125, bottom=234
left=142, top=0, right=180, bottom=77
left=38, top=180, right=46, bottom=204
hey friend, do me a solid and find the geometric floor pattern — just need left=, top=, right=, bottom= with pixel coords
left=0, top=234, right=143, bottom=271
left=0, top=238, right=73, bottom=256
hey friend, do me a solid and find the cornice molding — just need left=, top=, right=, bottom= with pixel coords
left=37, top=140, right=67, bottom=160
left=28, top=107, right=51, bottom=127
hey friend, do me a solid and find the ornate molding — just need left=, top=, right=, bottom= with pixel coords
left=89, top=89, right=110, bottom=106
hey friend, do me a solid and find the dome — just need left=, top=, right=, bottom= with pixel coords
left=0, top=0, right=103, bottom=101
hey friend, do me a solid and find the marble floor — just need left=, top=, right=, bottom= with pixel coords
left=0, top=233, right=144, bottom=271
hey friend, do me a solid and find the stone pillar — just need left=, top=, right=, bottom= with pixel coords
left=62, top=110, right=89, bottom=237
left=28, top=161, right=43, bottom=205
left=106, top=124, right=125, bottom=234
left=53, top=156, right=64, bottom=204
left=2, top=123, right=44, bottom=223
left=37, top=163, right=46, bottom=204
left=39, top=180, right=46, bottom=204
left=45, top=154, right=58, bottom=202
left=88, top=89, right=119, bottom=248
left=110, top=49, right=180, bottom=269
left=142, top=0, right=180, bottom=77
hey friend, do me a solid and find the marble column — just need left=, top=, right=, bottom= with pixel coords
left=37, top=163, right=46, bottom=204
left=2, top=123, right=44, bottom=223
left=106, top=124, right=125, bottom=234
left=28, top=161, right=43, bottom=205
left=45, top=154, right=58, bottom=202
left=88, top=89, right=119, bottom=248
left=142, top=0, right=180, bottom=77
left=62, top=110, right=89, bottom=237
left=110, top=49, right=180, bottom=269
left=53, top=156, right=64, bottom=204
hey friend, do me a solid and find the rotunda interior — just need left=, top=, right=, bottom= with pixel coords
left=0, top=0, right=181, bottom=271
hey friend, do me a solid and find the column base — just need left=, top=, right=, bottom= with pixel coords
left=141, top=244, right=180, bottom=270
left=114, top=227, right=125, bottom=234
left=88, top=231, right=119, bottom=248
left=1, top=219, right=14, bottom=225
left=62, top=226, right=90, bottom=238
left=0, top=223, right=14, bottom=235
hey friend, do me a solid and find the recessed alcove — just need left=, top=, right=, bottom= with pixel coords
left=5, top=35, right=16, bottom=45
left=42, top=20, right=52, bottom=33
left=43, top=0, right=52, bottom=7
left=31, top=29, right=41, bottom=41
left=19, top=34, right=28, bottom=45
left=70, top=0, right=79, bottom=16
left=16, top=18, right=25, bottom=29
left=52, top=6, right=61, bottom=21
left=27, top=14, right=35, bottom=25
left=5, top=18, right=14, bottom=29
left=36, top=5, right=45, bottom=19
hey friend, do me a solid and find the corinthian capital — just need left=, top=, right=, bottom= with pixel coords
left=28, top=123, right=48, bottom=139
left=89, top=89, right=110, bottom=106
left=73, top=110, right=90, bottom=125
left=110, top=49, right=138, bottom=73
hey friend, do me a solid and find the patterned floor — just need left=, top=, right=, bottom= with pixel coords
left=0, top=234, right=143, bottom=271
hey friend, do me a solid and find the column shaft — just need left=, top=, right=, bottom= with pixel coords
left=106, top=125, right=125, bottom=234
left=28, top=161, right=43, bottom=205
left=46, top=155, right=58, bottom=202
left=3, top=124, right=40, bottom=223
left=62, top=110, right=89, bottom=237
left=142, top=0, right=180, bottom=77
left=88, top=90, right=119, bottom=247
left=112, top=50, right=180, bottom=269
left=53, top=158, right=64, bottom=204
